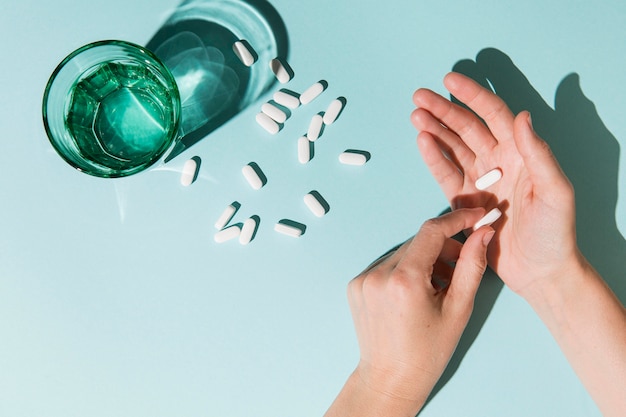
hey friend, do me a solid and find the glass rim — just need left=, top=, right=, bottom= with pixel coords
left=42, top=39, right=182, bottom=178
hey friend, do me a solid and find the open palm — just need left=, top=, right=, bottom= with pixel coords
left=411, top=72, right=580, bottom=293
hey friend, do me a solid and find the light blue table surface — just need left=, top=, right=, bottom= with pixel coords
left=1, top=1, right=624, bottom=416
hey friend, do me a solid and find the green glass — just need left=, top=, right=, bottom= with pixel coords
left=43, top=40, right=181, bottom=177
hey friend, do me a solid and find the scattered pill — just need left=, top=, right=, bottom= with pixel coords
left=232, top=40, right=257, bottom=66
left=323, top=98, right=345, bottom=125
left=473, top=207, right=502, bottom=231
left=307, top=114, right=324, bottom=141
left=256, top=112, right=280, bottom=134
left=298, top=136, right=312, bottom=164
left=274, top=220, right=305, bottom=238
left=180, top=156, right=200, bottom=186
left=304, top=191, right=329, bottom=217
left=339, top=150, right=369, bottom=166
left=215, top=202, right=239, bottom=230
left=214, top=225, right=241, bottom=243
left=269, top=58, right=293, bottom=84
left=242, top=162, right=266, bottom=190
left=299, top=81, right=325, bottom=105
left=261, top=102, right=287, bottom=123
left=239, top=217, right=259, bottom=245
left=475, top=168, right=502, bottom=190
left=273, top=89, right=300, bottom=109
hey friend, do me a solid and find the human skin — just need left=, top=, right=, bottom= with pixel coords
left=411, top=72, right=626, bottom=416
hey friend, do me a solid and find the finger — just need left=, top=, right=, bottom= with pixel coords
left=513, top=111, right=571, bottom=193
left=417, top=131, right=464, bottom=202
left=444, top=226, right=494, bottom=316
left=396, top=208, right=486, bottom=280
left=443, top=72, right=516, bottom=144
left=411, top=107, right=476, bottom=169
left=413, top=87, right=498, bottom=156
left=439, top=238, right=463, bottom=264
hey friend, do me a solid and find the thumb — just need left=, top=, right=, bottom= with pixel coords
left=513, top=111, right=569, bottom=193
left=444, top=227, right=494, bottom=316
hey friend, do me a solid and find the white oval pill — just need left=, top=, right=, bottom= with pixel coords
left=339, top=151, right=367, bottom=166
left=475, top=168, right=502, bottom=190
left=473, top=207, right=502, bottom=231
left=214, top=225, right=241, bottom=243
left=273, top=90, right=300, bottom=109
left=304, top=192, right=328, bottom=217
left=215, top=203, right=238, bottom=230
left=261, top=102, right=287, bottom=123
left=242, top=163, right=265, bottom=190
left=239, top=217, right=258, bottom=245
left=256, top=112, right=280, bottom=134
left=274, top=221, right=304, bottom=237
left=299, top=82, right=325, bottom=105
left=307, top=114, right=324, bottom=141
left=269, top=58, right=293, bottom=84
left=298, top=136, right=312, bottom=164
left=232, top=40, right=256, bottom=66
left=323, top=98, right=344, bottom=125
left=180, top=157, right=199, bottom=186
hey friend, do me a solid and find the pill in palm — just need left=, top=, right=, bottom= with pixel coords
left=475, top=168, right=502, bottom=190
left=215, top=202, right=239, bottom=230
left=323, top=98, right=345, bottom=125
left=269, top=58, right=293, bottom=84
left=298, top=136, right=312, bottom=164
left=214, top=225, right=241, bottom=243
left=261, top=102, right=287, bottom=123
left=307, top=114, right=324, bottom=141
left=304, top=191, right=329, bottom=217
left=273, top=89, right=300, bottom=109
left=180, top=156, right=200, bottom=186
left=232, top=40, right=257, bottom=66
left=473, top=207, right=502, bottom=231
left=339, top=150, right=369, bottom=166
left=239, top=217, right=259, bottom=245
left=300, top=81, right=325, bottom=105
left=242, top=162, right=266, bottom=190
left=256, top=112, right=280, bottom=134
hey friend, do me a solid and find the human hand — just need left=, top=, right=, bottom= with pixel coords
left=346, top=208, right=494, bottom=412
left=411, top=72, right=584, bottom=295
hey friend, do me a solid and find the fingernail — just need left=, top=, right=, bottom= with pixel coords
left=482, top=230, right=496, bottom=246
left=527, top=112, right=534, bottom=132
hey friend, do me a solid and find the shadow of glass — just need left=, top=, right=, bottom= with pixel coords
left=145, top=0, right=289, bottom=162
left=420, top=48, right=625, bottom=414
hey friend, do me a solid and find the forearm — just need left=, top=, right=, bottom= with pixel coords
left=521, top=257, right=626, bottom=417
left=324, top=367, right=429, bottom=417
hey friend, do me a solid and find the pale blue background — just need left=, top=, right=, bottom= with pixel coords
left=1, top=0, right=624, bottom=416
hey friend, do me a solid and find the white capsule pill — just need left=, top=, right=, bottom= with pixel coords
left=339, top=151, right=368, bottom=166
left=299, top=81, right=325, bottom=105
left=215, top=203, right=238, bottom=230
left=239, top=217, right=258, bottom=245
left=232, top=40, right=257, bottom=66
left=256, top=112, right=280, bottom=134
left=242, top=163, right=265, bottom=190
left=473, top=207, right=502, bottom=231
left=273, top=90, right=300, bottom=109
left=323, top=98, right=344, bottom=125
left=214, top=225, right=241, bottom=243
left=475, top=168, right=502, bottom=190
left=269, top=58, right=293, bottom=84
left=261, top=102, right=287, bottom=123
left=307, top=114, right=324, bottom=141
left=298, top=136, right=312, bottom=164
left=180, top=157, right=199, bottom=186
left=274, top=221, right=304, bottom=237
left=304, top=192, right=328, bottom=217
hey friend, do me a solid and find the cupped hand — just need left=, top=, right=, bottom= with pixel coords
left=347, top=208, right=494, bottom=408
left=411, top=72, right=582, bottom=294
